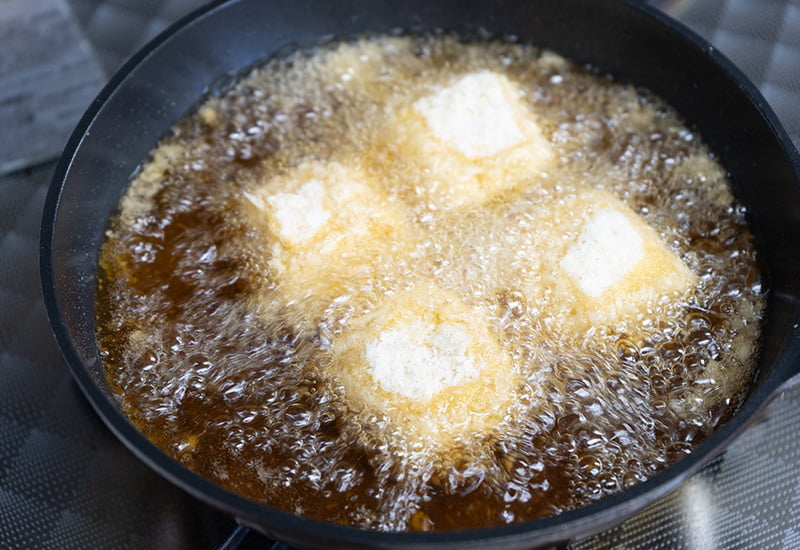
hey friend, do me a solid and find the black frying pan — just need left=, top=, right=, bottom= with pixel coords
left=40, top=0, right=800, bottom=548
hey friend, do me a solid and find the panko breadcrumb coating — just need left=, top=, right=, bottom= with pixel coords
left=331, top=283, right=519, bottom=447
left=243, top=159, right=414, bottom=311
left=519, top=189, right=696, bottom=335
left=376, top=70, right=554, bottom=212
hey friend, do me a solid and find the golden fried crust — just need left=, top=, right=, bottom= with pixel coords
left=242, top=160, right=414, bottom=309
left=374, top=71, right=554, bottom=212
left=519, top=189, right=697, bottom=335
left=331, top=283, right=519, bottom=447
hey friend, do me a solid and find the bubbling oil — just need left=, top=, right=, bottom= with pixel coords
left=96, top=34, right=764, bottom=531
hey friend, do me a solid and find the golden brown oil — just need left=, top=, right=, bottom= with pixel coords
left=96, top=35, right=764, bottom=531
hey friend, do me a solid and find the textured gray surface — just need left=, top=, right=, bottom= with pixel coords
left=678, top=0, right=800, bottom=149
left=1, top=0, right=799, bottom=548
left=0, top=0, right=105, bottom=174
left=67, top=0, right=210, bottom=76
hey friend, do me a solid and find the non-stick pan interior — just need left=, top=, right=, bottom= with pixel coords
left=41, top=0, right=800, bottom=548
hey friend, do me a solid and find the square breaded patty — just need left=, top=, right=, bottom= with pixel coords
left=519, top=189, right=696, bottom=334
left=243, top=160, right=412, bottom=306
left=379, top=71, right=554, bottom=211
left=331, top=283, right=519, bottom=447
